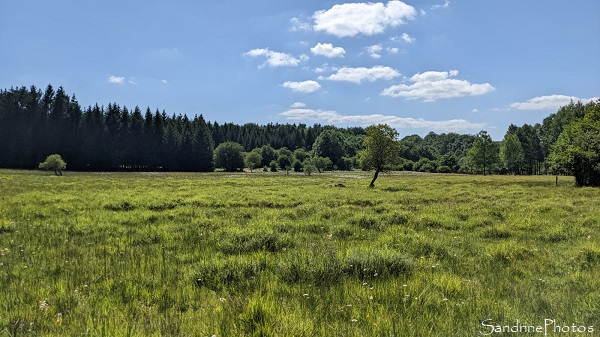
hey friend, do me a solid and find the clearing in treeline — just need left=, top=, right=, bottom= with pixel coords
left=0, top=170, right=598, bottom=336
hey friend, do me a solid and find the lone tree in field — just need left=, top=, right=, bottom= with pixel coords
left=39, top=154, right=67, bottom=175
left=359, top=124, right=401, bottom=188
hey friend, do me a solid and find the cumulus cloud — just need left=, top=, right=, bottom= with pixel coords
left=311, top=43, right=346, bottom=58
left=282, top=80, right=322, bottom=93
left=290, top=102, right=306, bottom=108
left=280, top=106, right=485, bottom=131
left=386, top=47, right=400, bottom=54
left=510, top=95, right=599, bottom=110
left=290, top=17, right=311, bottom=32
left=366, top=44, right=383, bottom=59
left=313, top=1, right=416, bottom=38
left=401, top=33, right=415, bottom=43
left=108, top=76, right=125, bottom=84
left=244, top=48, right=308, bottom=68
left=322, top=66, right=400, bottom=84
left=381, top=70, right=494, bottom=101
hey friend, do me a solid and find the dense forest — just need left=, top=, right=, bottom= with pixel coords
left=1, top=85, right=598, bottom=184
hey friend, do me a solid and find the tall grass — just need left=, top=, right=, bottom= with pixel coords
left=0, top=170, right=598, bottom=335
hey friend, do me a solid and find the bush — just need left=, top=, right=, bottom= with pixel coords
left=437, top=165, right=453, bottom=173
left=269, top=160, right=278, bottom=172
left=293, top=160, right=303, bottom=172
left=303, top=162, right=316, bottom=175
left=38, top=154, right=67, bottom=175
left=214, top=142, right=244, bottom=171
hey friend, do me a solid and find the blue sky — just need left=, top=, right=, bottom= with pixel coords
left=1, top=0, right=598, bottom=140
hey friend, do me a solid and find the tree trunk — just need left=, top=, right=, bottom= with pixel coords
left=369, top=169, right=380, bottom=188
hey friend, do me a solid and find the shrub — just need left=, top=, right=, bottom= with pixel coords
left=437, top=165, right=453, bottom=173
left=293, top=160, right=303, bottom=172
left=269, top=160, right=278, bottom=172
left=38, top=154, right=67, bottom=175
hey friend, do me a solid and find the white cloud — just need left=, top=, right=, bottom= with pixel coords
left=313, top=1, right=416, bottom=38
left=366, top=44, right=383, bottom=59
left=311, top=43, right=346, bottom=58
left=290, top=102, right=306, bottom=108
left=381, top=70, right=494, bottom=101
left=128, top=78, right=138, bottom=85
left=322, top=66, right=400, bottom=84
left=108, top=76, right=125, bottom=84
left=282, top=80, right=322, bottom=93
left=420, top=9, right=427, bottom=16
left=510, top=95, right=600, bottom=110
left=432, top=0, right=450, bottom=10
left=313, top=63, right=339, bottom=74
left=471, top=109, right=479, bottom=113
left=244, top=48, right=308, bottom=68
left=290, top=17, right=311, bottom=32
left=386, top=47, right=400, bottom=54
left=280, top=106, right=485, bottom=131
left=401, top=33, right=415, bottom=43
left=161, top=79, right=168, bottom=84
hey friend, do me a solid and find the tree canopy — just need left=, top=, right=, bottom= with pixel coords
left=38, top=154, right=67, bottom=175
left=359, top=124, right=401, bottom=188
left=548, top=100, right=600, bottom=186
left=214, top=142, right=245, bottom=172
left=466, top=131, right=499, bottom=175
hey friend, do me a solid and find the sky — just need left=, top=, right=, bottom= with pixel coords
left=1, top=0, right=599, bottom=140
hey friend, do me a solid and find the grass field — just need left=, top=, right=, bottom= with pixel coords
left=0, top=169, right=599, bottom=336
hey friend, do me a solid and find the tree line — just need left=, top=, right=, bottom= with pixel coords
left=1, top=85, right=598, bottom=185
left=461, top=100, right=600, bottom=187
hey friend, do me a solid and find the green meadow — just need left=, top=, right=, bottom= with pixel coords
left=0, top=169, right=599, bottom=336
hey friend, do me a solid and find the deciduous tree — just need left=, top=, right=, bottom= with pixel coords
left=39, top=154, right=67, bottom=175
left=548, top=100, right=600, bottom=186
left=358, top=124, right=401, bottom=188
left=214, top=142, right=244, bottom=172
left=499, top=133, right=524, bottom=174
left=245, top=149, right=262, bottom=172
left=466, top=131, right=499, bottom=175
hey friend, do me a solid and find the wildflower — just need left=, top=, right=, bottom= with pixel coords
left=219, top=298, right=226, bottom=302
left=303, top=294, right=309, bottom=297
left=443, top=298, right=448, bottom=302
left=369, top=296, right=373, bottom=300
left=351, top=319, right=358, bottom=322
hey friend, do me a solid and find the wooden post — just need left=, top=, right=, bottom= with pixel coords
left=555, top=175, right=558, bottom=187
